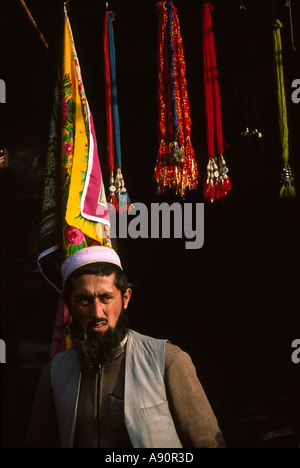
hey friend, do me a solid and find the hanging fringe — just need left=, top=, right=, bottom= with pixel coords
left=202, top=2, right=231, bottom=204
left=104, top=10, right=132, bottom=212
left=273, top=19, right=296, bottom=198
left=155, top=1, right=199, bottom=198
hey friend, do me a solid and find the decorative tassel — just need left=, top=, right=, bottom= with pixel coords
left=104, top=10, right=132, bottom=212
left=203, top=155, right=231, bottom=203
left=273, top=18, right=296, bottom=198
left=280, top=163, right=296, bottom=198
left=155, top=1, right=199, bottom=198
left=107, top=171, right=119, bottom=210
left=115, top=168, right=131, bottom=213
left=202, top=2, right=231, bottom=204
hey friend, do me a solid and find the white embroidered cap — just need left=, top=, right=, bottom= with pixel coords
left=61, top=246, right=123, bottom=284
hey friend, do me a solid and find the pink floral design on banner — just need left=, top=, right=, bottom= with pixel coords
left=61, top=98, right=69, bottom=125
left=64, top=141, right=73, bottom=156
left=66, top=227, right=85, bottom=245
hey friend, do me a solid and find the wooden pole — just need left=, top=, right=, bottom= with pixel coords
left=18, top=0, right=49, bottom=50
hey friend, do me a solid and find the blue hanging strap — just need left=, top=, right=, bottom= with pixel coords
left=166, top=1, right=179, bottom=145
left=107, top=11, right=122, bottom=170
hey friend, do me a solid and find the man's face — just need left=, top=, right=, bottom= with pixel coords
left=69, top=273, right=132, bottom=334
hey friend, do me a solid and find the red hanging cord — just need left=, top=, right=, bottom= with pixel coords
left=103, top=11, right=118, bottom=210
left=202, top=2, right=231, bottom=203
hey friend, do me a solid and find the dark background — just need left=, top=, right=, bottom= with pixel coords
left=0, top=0, right=300, bottom=448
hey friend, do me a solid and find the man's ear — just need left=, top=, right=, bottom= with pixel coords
left=123, top=288, right=132, bottom=310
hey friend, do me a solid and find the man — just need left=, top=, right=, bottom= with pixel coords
left=24, top=246, right=225, bottom=448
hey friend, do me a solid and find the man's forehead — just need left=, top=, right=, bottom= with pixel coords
left=72, top=273, right=117, bottom=292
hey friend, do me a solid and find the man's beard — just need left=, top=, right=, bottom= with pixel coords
left=70, top=311, right=128, bottom=368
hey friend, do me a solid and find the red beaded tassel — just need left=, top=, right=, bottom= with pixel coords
left=155, top=1, right=199, bottom=198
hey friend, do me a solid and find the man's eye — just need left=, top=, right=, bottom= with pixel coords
left=101, top=295, right=113, bottom=302
left=78, top=297, right=90, bottom=306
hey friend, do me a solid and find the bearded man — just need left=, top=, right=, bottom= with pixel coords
left=24, top=246, right=225, bottom=448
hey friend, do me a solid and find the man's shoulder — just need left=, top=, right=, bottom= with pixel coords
left=34, top=349, right=76, bottom=390
left=165, top=342, right=192, bottom=371
left=51, top=347, right=77, bottom=366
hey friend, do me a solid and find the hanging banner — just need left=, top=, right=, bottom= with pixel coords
left=38, top=6, right=112, bottom=355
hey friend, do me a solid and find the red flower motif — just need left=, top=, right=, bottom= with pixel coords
left=67, top=227, right=85, bottom=245
left=61, top=98, right=69, bottom=125
left=64, top=141, right=73, bottom=156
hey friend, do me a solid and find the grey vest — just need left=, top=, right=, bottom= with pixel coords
left=51, top=329, right=182, bottom=448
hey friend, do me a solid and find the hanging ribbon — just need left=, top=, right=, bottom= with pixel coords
left=273, top=19, right=295, bottom=198
left=155, top=1, right=198, bottom=198
left=104, top=10, right=131, bottom=212
left=286, top=0, right=296, bottom=52
left=202, top=2, right=231, bottom=203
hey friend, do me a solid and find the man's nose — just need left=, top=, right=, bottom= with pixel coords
left=91, top=298, right=106, bottom=319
